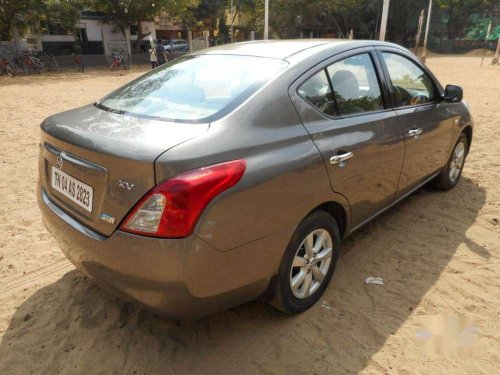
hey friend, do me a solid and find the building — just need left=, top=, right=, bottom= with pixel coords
left=10, top=9, right=255, bottom=56
left=23, top=11, right=156, bottom=55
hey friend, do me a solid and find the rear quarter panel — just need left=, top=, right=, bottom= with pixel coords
left=154, top=69, right=350, bottom=253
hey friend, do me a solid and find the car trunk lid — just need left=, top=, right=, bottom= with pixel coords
left=39, top=104, right=209, bottom=236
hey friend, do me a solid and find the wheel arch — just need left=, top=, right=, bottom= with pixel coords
left=462, top=126, right=472, bottom=155
left=311, top=201, right=348, bottom=239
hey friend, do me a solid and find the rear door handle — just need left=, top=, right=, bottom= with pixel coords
left=409, top=128, right=423, bottom=138
left=330, top=152, right=353, bottom=166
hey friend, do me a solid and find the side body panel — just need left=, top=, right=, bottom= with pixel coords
left=393, top=104, right=454, bottom=193
left=288, top=48, right=405, bottom=228
left=375, top=47, right=454, bottom=195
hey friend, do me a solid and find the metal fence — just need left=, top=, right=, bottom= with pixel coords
left=51, top=52, right=185, bottom=69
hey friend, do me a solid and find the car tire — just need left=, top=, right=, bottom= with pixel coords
left=432, top=133, right=468, bottom=190
left=270, top=210, right=340, bottom=314
left=6, top=65, right=15, bottom=77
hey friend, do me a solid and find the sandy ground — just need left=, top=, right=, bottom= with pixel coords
left=0, top=57, right=499, bottom=374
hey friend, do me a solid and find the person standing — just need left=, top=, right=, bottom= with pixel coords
left=149, top=44, right=157, bottom=69
left=156, top=38, right=167, bottom=66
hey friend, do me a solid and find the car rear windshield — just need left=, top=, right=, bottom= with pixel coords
left=98, top=55, right=288, bottom=122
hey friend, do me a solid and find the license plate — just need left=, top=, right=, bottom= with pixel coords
left=51, top=167, right=93, bottom=212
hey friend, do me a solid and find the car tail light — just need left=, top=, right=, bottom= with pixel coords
left=120, top=160, right=246, bottom=238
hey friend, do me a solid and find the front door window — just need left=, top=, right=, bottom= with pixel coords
left=382, top=53, right=437, bottom=107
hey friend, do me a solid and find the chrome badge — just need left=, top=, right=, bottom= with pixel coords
left=56, top=155, right=64, bottom=170
left=99, top=213, right=116, bottom=224
left=118, top=179, right=135, bottom=191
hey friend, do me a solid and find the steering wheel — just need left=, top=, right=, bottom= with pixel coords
left=410, top=94, right=429, bottom=105
left=392, top=85, right=411, bottom=105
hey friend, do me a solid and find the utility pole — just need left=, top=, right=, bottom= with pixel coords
left=124, top=26, right=132, bottom=63
left=264, top=0, right=269, bottom=40
left=379, top=0, right=390, bottom=41
left=415, top=9, right=425, bottom=58
left=421, top=0, right=433, bottom=63
left=230, top=0, right=234, bottom=43
left=492, top=36, right=500, bottom=65
left=481, top=20, right=492, bottom=67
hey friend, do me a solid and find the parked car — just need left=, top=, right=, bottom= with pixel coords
left=164, top=39, right=189, bottom=53
left=38, top=40, right=473, bottom=318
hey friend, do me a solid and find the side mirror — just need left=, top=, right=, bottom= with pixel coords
left=443, top=84, right=463, bottom=103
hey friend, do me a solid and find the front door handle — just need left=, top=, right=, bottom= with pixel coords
left=330, top=151, right=353, bottom=166
left=409, top=128, right=423, bottom=138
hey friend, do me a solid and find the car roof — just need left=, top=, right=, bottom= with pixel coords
left=197, top=39, right=402, bottom=60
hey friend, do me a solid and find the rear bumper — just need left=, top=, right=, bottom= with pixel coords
left=38, top=184, right=286, bottom=318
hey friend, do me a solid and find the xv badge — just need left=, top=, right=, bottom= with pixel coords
left=118, top=180, right=135, bottom=191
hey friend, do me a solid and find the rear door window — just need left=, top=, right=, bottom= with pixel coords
left=326, top=53, right=384, bottom=115
left=298, top=53, right=384, bottom=117
left=297, top=70, right=337, bottom=116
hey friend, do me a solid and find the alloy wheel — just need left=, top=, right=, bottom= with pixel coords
left=289, top=229, right=333, bottom=299
left=449, top=141, right=465, bottom=182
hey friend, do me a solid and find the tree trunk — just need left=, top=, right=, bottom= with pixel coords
left=133, top=21, right=151, bottom=53
left=447, top=6, right=455, bottom=39
left=331, top=15, right=345, bottom=38
left=0, top=19, right=12, bottom=41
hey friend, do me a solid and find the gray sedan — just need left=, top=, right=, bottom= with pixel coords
left=164, top=39, right=189, bottom=53
left=38, top=40, right=472, bottom=318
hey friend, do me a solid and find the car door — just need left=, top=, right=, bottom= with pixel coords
left=173, top=41, right=184, bottom=52
left=289, top=48, right=405, bottom=228
left=376, top=48, right=453, bottom=195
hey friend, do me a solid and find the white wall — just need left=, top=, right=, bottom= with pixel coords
left=41, top=35, right=75, bottom=42
left=80, top=19, right=156, bottom=42
left=79, top=19, right=124, bottom=42
left=21, top=18, right=157, bottom=48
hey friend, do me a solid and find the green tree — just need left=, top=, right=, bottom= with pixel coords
left=37, top=0, right=85, bottom=34
left=435, top=0, right=495, bottom=39
left=0, top=0, right=86, bottom=41
left=386, top=0, right=428, bottom=45
left=249, top=0, right=495, bottom=45
left=180, top=0, right=255, bottom=44
left=0, top=0, right=43, bottom=40
left=92, top=0, right=199, bottom=52
left=181, top=0, right=227, bottom=41
left=466, top=16, right=500, bottom=40
left=248, top=0, right=381, bottom=40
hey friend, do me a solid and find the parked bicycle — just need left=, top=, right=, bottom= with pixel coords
left=73, top=53, right=85, bottom=73
left=0, top=57, right=15, bottom=77
left=12, top=56, right=24, bottom=74
left=13, top=51, right=44, bottom=74
left=108, top=53, right=129, bottom=70
left=35, top=51, right=61, bottom=73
